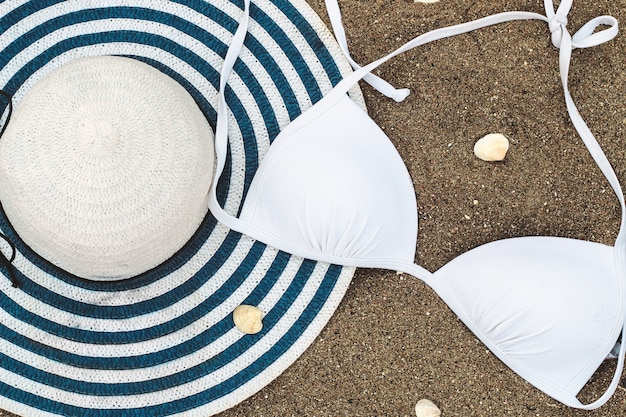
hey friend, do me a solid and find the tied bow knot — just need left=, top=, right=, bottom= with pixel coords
left=543, top=0, right=618, bottom=51
left=547, top=13, right=618, bottom=51
left=548, top=13, right=568, bottom=48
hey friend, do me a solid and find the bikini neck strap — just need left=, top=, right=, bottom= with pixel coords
left=325, top=0, right=626, bottom=231
left=324, top=0, right=624, bottom=244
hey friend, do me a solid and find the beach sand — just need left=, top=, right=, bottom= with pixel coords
left=2, top=1, right=625, bottom=416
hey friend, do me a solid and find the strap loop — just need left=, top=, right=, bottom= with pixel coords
left=571, top=15, right=618, bottom=49
left=0, top=233, right=17, bottom=288
left=0, top=92, right=19, bottom=287
left=0, top=90, right=12, bottom=139
left=324, top=0, right=410, bottom=102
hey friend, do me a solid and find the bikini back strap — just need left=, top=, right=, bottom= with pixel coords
left=212, top=0, right=250, bottom=196
left=541, top=0, right=625, bottom=408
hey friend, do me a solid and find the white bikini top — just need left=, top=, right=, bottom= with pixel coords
left=208, top=0, right=625, bottom=409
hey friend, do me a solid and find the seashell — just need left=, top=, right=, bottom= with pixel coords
left=415, top=399, right=441, bottom=417
left=473, top=133, right=510, bottom=161
left=233, top=305, right=263, bottom=334
left=414, top=0, right=440, bottom=3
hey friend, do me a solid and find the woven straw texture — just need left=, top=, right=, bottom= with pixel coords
left=0, top=0, right=362, bottom=415
left=0, top=55, right=215, bottom=280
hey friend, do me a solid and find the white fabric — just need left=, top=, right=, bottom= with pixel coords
left=209, top=0, right=625, bottom=410
left=0, top=56, right=214, bottom=280
left=239, top=93, right=417, bottom=262
left=429, top=237, right=623, bottom=408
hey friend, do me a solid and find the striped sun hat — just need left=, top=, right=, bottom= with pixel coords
left=0, top=1, right=364, bottom=416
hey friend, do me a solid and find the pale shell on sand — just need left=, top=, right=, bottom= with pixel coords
left=415, top=399, right=441, bottom=417
left=414, top=0, right=440, bottom=3
left=233, top=305, right=263, bottom=334
left=473, top=133, right=510, bottom=161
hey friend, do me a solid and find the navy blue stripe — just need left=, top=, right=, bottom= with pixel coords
left=0, top=0, right=65, bottom=34
left=216, top=146, right=234, bottom=208
left=0, top=237, right=265, bottom=343
left=271, top=0, right=345, bottom=89
left=0, top=263, right=342, bottom=415
left=0, top=252, right=294, bottom=393
left=250, top=3, right=322, bottom=104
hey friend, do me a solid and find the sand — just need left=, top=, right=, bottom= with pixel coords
left=1, top=0, right=625, bottom=416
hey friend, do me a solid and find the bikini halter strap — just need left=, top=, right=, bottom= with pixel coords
left=324, top=0, right=623, bottom=238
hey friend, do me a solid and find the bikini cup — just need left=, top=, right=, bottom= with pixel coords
left=209, top=0, right=625, bottom=410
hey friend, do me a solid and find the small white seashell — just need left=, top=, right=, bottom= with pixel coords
left=414, top=0, right=440, bottom=3
left=473, top=133, right=510, bottom=161
left=415, top=399, right=441, bottom=417
left=233, top=305, right=263, bottom=334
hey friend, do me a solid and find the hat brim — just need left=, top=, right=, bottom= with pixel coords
left=0, top=1, right=362, bottom=416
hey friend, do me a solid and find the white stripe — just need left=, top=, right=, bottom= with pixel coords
left=0, top=256, right=308, bottom=384
left=0, top=237, right=256, bottom=334
left=0, top=0, right=242, bottom=61
left=0, top=0, right=31, bottom=16
left=0, top=261, right=334, bottom=409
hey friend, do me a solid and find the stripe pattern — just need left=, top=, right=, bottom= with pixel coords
left=0, top=1, right=360, bottom=415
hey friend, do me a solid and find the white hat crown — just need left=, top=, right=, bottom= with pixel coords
left=0, top=56, right=215, bottom=281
